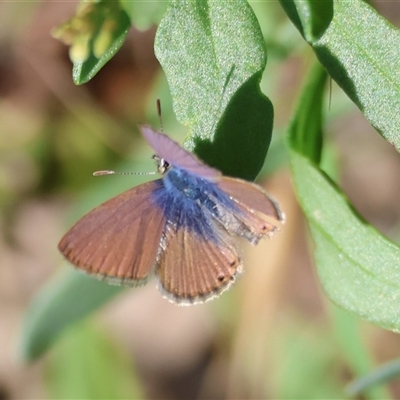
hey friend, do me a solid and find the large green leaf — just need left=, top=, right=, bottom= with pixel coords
left=285, top=0, right=400, bottom=152
left=291, top=151, right=400, bottom=332
left=155, top=0, right=273, bottom=180
left=288, top=62, right=400, bottom=332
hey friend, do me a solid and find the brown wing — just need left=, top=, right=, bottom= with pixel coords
left=211, top=176, right=284, bottom=245
left=58, top=180, right=166, bottom=286
left=156, top=225, right=242, bottom=305
left=217, top=176, right=284, bottom=222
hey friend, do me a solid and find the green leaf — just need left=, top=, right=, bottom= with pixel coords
left=291, top=151, right=400, bottom=332
left=72, top=28, right=129, bottom=85
left=288, top=61, right=400, bottom=332
left=155, top=0, right=273, bottom=180
left=46, top=322, right=144, bottom=399
left=52, top=1, right=131, bottom=85
left=20, top=270, right=123, bottom=361
left=287, top=62, right=327, bottom=164
left=279, top=0, right=333, bottom=43
left=313, top=0, right=400, bottom=152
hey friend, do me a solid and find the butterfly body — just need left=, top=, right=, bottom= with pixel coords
left=154, top=166, right=239, bottom=240
left=59, top=126, right=284, bottom=305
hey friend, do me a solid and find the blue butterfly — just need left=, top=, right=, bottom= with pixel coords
left=59, top=126, right=284, bottom=305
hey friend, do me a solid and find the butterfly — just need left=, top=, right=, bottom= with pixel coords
left=58, top=125, right=284, bottom=305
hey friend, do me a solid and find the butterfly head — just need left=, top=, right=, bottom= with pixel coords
left=152, top=154, right=171, bottom=175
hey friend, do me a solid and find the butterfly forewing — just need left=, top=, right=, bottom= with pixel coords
left=156, top=224, right=242, bottom=305
left=58, top=180, right=166, bottom=286
left=140, top=125, right=221, bottom=179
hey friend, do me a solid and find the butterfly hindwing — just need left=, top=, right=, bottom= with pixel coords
left=156, top=223, right=242, bottom=304
left=217, top=176, right=284, bottom=222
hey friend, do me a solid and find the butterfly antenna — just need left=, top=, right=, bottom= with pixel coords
left=156, top=98, right=164, bottom=132
left=94, top=100, right=165, bottom=178
left=93, top=170, right=156, bottom=177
